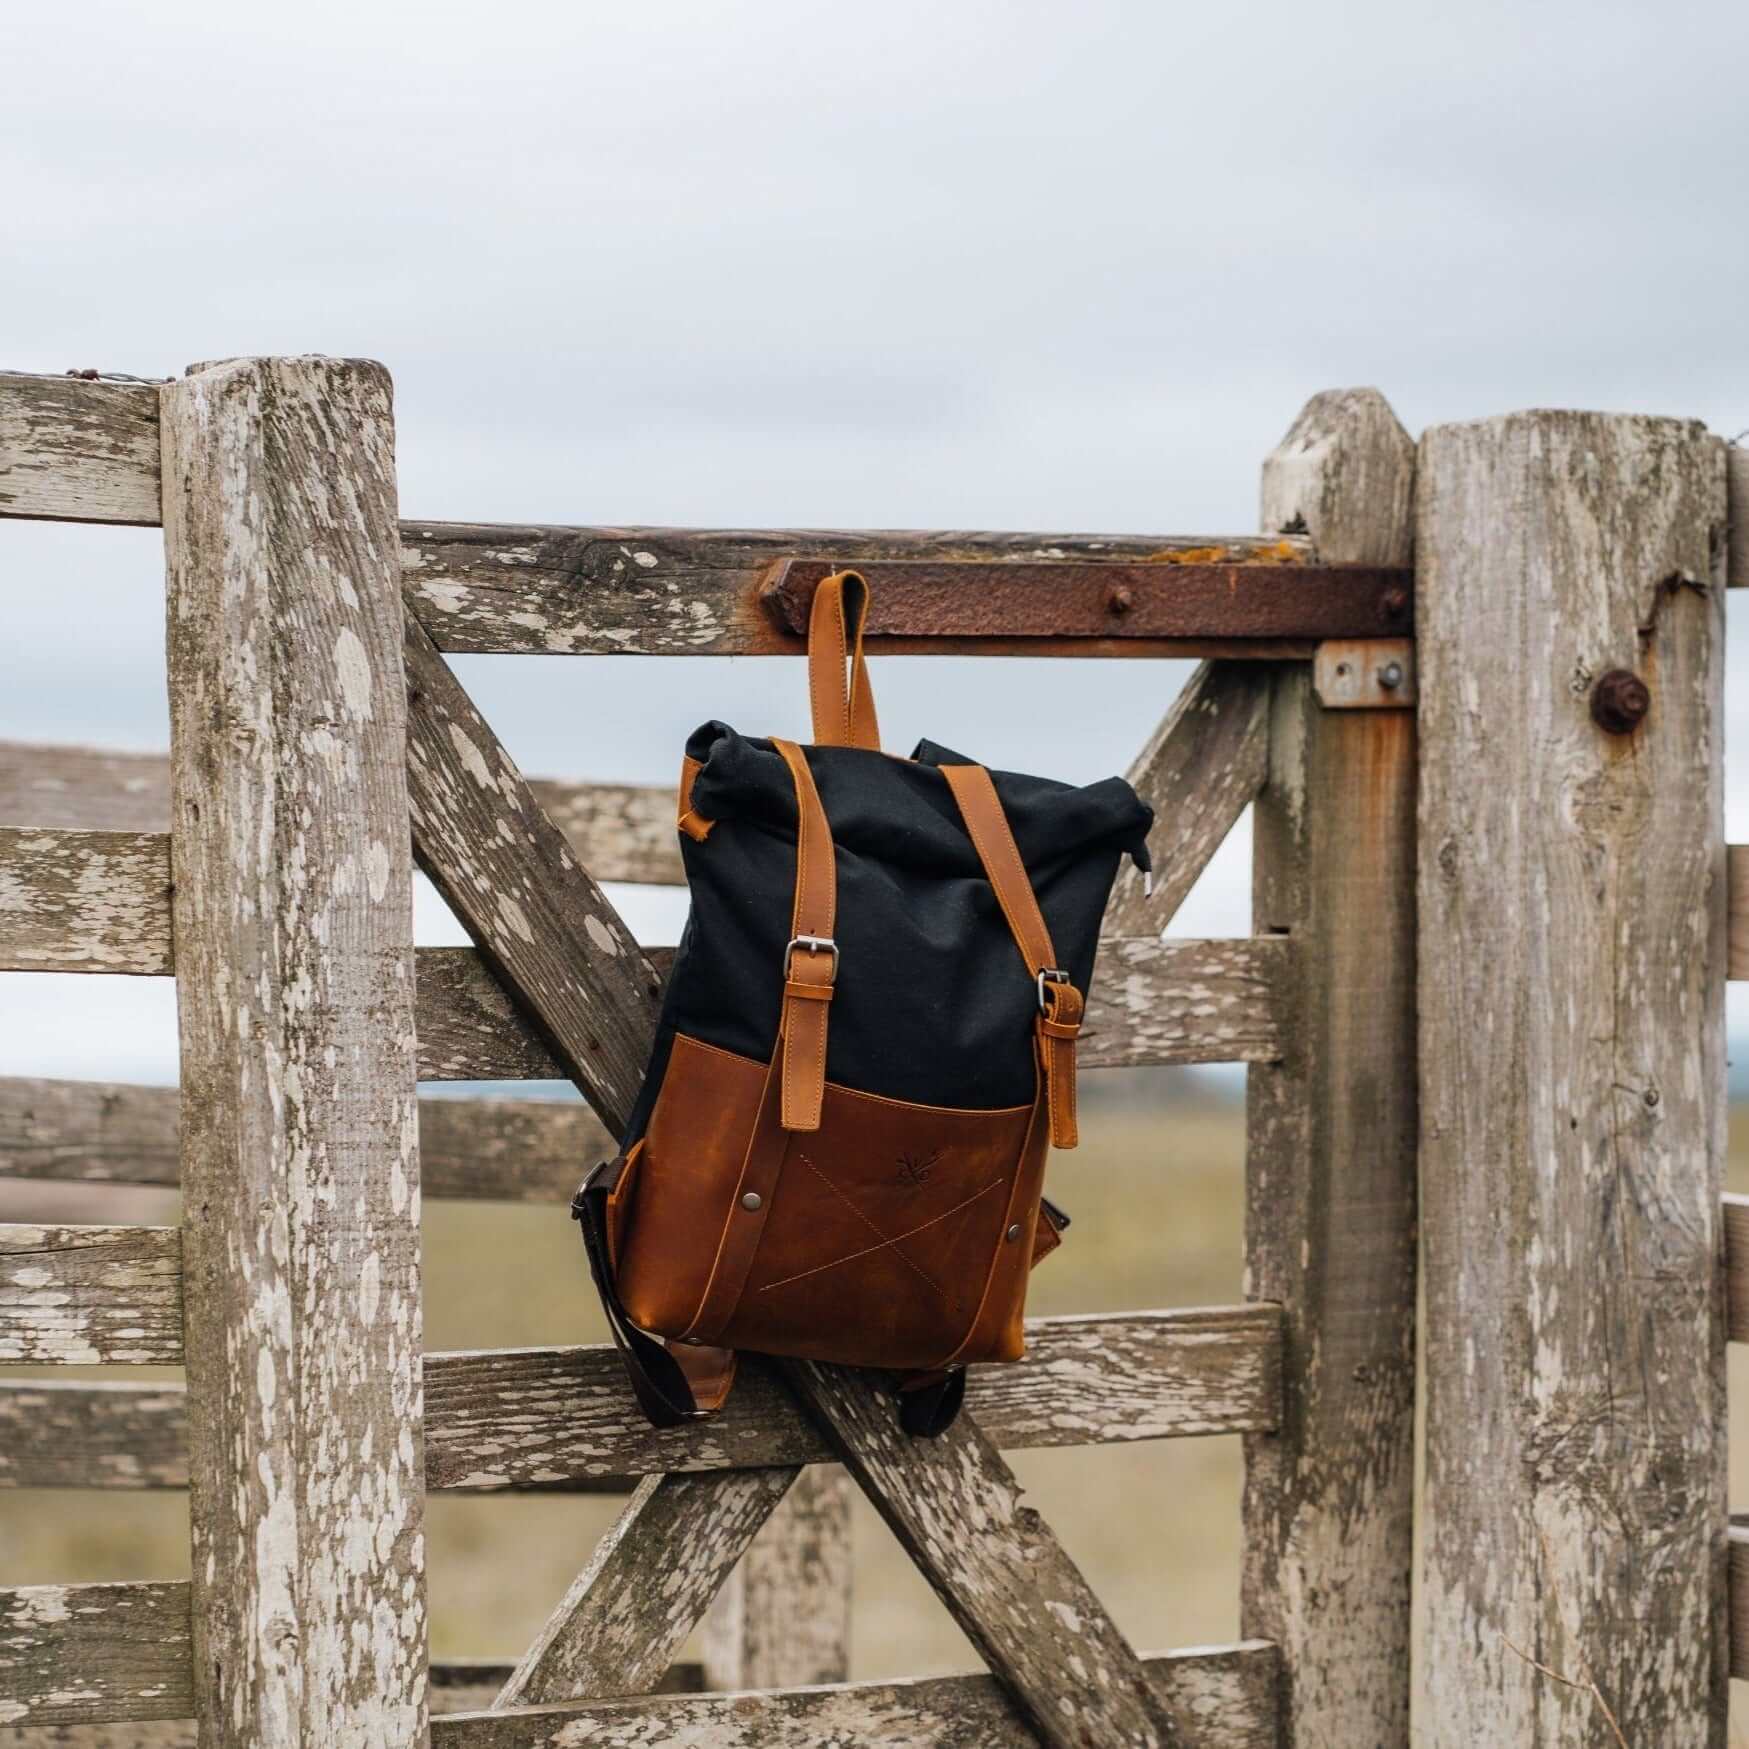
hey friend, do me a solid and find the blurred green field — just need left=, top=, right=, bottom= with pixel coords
left=11, top=1075, right=1749, bottom=1708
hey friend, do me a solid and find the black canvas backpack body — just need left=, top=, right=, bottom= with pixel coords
left=575, top=570, right=1152, bottom=1435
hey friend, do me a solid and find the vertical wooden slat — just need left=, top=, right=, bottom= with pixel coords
left=701, top=1465, right=853, bottom=1691
left=1417, top=411, right=1727, bottom=1744
left=162, top=356, right=427, bottom=1745
left=1244, top=388, right=1418, bottom=1748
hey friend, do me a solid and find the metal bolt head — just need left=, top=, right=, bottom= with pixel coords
left=1106, top=583, right=1135, bottom=616
left=1005, top=1222, right=1022, bottom=1242
left=741, top=1192, right=763, bottom=1212
left=1377, top=661, right=1404, bottom=691
left=1379, top=586, right=1410, bottom=624
left=1590, top=668, right=1651, bottom=735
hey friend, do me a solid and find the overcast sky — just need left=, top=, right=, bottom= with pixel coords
left=6, top=0, right=1748, bottom=1083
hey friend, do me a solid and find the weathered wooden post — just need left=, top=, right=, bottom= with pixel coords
left=163, top=357, right=428, bottom=1744
left=1245, top=389, right=1419, bottom=1746
left=1417, top=412, right=1727, bottom=1744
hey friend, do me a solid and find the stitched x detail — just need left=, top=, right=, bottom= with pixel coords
left=756, top=1154, right=1001, bottom=1299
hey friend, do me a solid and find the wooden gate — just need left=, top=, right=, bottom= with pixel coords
left=0, top=358, right=1733, bottom=1744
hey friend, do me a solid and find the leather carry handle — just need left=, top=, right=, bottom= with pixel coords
left=807, top=569, right=882, bottom=751
left=939, top=762, right=1083, bottom=1149
left=771, top=737, right=837, bottom=1131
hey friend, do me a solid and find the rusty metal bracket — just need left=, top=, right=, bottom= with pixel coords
left=1313, top=639, right=1417, bottom=709
left=762, top=559, right=1414, bottom=646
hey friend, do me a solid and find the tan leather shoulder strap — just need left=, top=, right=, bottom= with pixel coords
left=940, top=763, right=1055, bottom=977
left=770, top=738, right=836, bottom=1131
left=807, top=570, right=881, bottom=751
left=939, top=762, right=1082, bottom=1149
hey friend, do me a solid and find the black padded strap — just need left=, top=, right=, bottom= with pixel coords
left=572, top=1160, right=706, bottom=1430
left=896, top=1367, right=967, bottom=1438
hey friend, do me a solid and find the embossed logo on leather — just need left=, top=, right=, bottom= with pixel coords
left=896, top=1148, right=940, bottom=1188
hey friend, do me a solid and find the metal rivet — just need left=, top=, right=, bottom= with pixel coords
left=683, top=1337, right=703, bottom=1346
left=741, top=1192, right=763, bottom=1211
left=1005, top=1223, right=1022, bottom=1242
left=1378, top=661, right=1404, bottom=691
left=1591, top=667, right=1651, bottom=735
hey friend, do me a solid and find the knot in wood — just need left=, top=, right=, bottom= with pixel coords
left=1590, top=668, right=1650, bottom=735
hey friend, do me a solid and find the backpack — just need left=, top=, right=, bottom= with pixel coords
left=574, top=570, right=1153, bottom=1436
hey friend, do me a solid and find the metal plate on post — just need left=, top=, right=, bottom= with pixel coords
left=1313, top=638, right=1416, bottom=708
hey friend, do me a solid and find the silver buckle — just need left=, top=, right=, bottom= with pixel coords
left=1037, top=967, right=1070, bottom=1011
left=786, top=935, right=839, bottom=978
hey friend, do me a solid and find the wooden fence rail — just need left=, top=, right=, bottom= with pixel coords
left=0, top=1298, right=1281, bottom=1485
left=0, top=740, right=685, bottom=885
left=0, top=834, right=1290, bottom=1073
left=0, top=1571, right=1274, bottom=1745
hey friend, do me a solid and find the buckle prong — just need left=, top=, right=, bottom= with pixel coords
left=786, top=935, right=839, bottom=978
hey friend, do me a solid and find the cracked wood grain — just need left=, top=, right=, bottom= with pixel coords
left=435, top=1642, right=1279, bottom=1749
left=424, top=1306, right=1280, bottom=1491
left=783, top=1357, right=1179, bottom=1748
left=0, top=1583, right=189, bottom=1728
left=0, top=1079, right=181, bottom=1187
left=400, top=522, right=1309, bottom=656
left=0, top=1591, right=694, bottom=1740
left=492, top=1468, right=798, bottom=1710
left=0, top=1305, right=1279, bottom=1492
left=0, top=1575, right=1266, bottom=1746
left=701, top=1463, right=852, bottom=1691
left=0, top=375, right=161, bottom=525
left=0, top=1378, right=188, bottom=1488
left=0, top=740, right=685, bottom=886
left=0, top=830, right=170, bottom=973
left=0, top=1224, right=181, bottom=1364
left=0, top=1076, right=607, bottom=1203
left=162, top=356, right=427, bottom=1746
left=1417, top=409, right=1728, bottom=1745
left=1244, top=388, right=1419, bottom=1749
left=1103, top=660, right=1270, bottom=936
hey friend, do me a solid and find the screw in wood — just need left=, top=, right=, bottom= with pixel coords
left=1590, top=668, right=1651, bottom=735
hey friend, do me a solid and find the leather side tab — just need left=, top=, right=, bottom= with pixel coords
left=677, top=753, right=715, bottom=842
left=1037, top=981, right=1083, bottom=1149
left=672, top=1343, right=737, bottom=1413
left=939, top=761, right=1083, bottom=1150
left=770, top=738, right=837, bottom=1133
